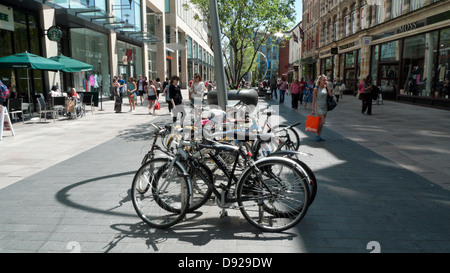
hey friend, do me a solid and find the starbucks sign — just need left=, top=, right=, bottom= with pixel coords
left=0, top=4, right=14, bottom=31
left=47, top=26, right=62, bottom=41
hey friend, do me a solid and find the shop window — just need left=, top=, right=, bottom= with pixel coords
left=13, top=11, right=28, bottom=54
left=437, top=28, right=450, bottom=98
left=0, top=29, right=12, bottom=57
left=70, top=28, right=110, bottom=97
left=401, top=31, right=439, bottom=96
left=345, top=52, right=354, bottom=68
left=371, top=45, right=378, bottom=81
left=380, top=41, right=399, bottom=62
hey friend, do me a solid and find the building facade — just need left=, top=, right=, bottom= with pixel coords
left=308, top=0, right=450, bottom=108
left=301, top=0, right=320, bottom=82
left=0, top=0, right=213, bottom=102
left=288, top=21, right=303, bottom=81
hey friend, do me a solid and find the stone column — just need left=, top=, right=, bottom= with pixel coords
left=40, top=7, right=60, bottom=92
left=179, top=31, right=187, bottom=89
left=155, top=13, right=166, bottom=81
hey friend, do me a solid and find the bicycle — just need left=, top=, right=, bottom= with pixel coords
left=131, top=136, right=311, bottom=232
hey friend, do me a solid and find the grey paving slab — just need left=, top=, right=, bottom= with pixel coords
left=0, top=92, right=449, bottom=253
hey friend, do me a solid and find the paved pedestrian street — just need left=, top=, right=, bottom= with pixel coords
left=0, top=90, right=449, bottom=254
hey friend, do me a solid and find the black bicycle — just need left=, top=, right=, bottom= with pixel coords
left=131, top=136, right=312, bottom=232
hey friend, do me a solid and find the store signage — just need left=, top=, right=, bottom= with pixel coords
left=319, top=50, right=331, bottom=56
left=0, top=4, right=14, bottom=32
left=397, top=22, right=417, bottom=34
left=47, top=26, right=62, bottom=41
left=339, top=41, right=359, bottom=51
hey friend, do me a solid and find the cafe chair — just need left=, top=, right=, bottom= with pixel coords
left=52, top=96, right=66, bottom=119
left=7, top=98, right=24, bottom=123
left=82, top=94, right=94, bottom=115
left=37, top=97, right=56, bottom=123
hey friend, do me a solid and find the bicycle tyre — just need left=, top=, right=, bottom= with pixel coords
left=131, top=157, right=191, bottom=229
left=268, top=151, right=317, bottom=206
left=186, top=161, right=213, bottom=212
left=236, top=157, right=310, bottom=232
left=271, top=125, right=300, bottom=151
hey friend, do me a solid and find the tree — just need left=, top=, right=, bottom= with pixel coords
left=186, top=0, right=295, bottom=89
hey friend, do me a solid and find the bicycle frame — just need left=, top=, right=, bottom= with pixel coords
left=176, top=140, right=279, bottom=208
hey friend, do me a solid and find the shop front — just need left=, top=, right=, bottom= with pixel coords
left=319, top=53, right=335, bottom=82
left=117, top=40, right=143, bottom=81
left=0, top=4, right=44, bottom=102
left=301, top=57, right=317, bottom=83
left=70, top=28, right=110, bottom=99
left=338, top=46, right=360, bottom=95
left=369, top=10, right=450, bottom=108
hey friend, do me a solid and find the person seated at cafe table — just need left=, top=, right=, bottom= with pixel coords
left=49, top=85, right=62, bottom=97
left=68, top=88, right=79, bottom=100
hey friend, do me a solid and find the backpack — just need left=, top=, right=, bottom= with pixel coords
left=0, top=81, right=10, bottom=100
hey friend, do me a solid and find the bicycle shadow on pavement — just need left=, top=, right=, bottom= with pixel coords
left=105, top=212, right=297, bottom=253
left=115, top=116, right=171, bottom=143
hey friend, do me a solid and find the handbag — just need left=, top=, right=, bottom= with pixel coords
left=327, top=94, right=337, bottom=111
left=305, top=115, right=320, bottom=133
left=154, top=101, right=160, bottom=110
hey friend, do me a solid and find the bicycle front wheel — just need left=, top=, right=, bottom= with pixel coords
left=236, top=157, right=310, bottom=232
left=131, top=157, right=191, bottom=229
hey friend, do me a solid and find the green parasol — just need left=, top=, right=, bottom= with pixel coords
left=48, top=55, right=93, bottom=72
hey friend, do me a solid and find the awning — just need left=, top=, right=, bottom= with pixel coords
left=0, top=52, right=64, bottom=71
left=48, top=55, right=94, bottom=72
left=166, top=43, right=186, bottom=51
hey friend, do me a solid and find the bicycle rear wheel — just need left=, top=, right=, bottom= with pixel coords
left=131, top=157, right=191, bottom=229
left=271, top=125, right=300, bottom=151
left=236, top=157, right=310, bottom=232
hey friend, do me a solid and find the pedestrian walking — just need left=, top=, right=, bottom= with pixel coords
left=303, top=78, right=314, bottom=110
left=335, top=78, right=345, bottom=101
left=299, top=77, right=306, bottom=105
left=162, top=84, right=171, bottom=113
left=312, top=74, right=333, bottom=141
left=169, top=75, right=185, bottom=125
left=190, top=73, right=205, bottom=106
left=147, top=80, right=158, bottom=115
left=117, top=75, right=125, bottom=104
left=289, top=78, right=301, bottom=109
left=362, top=75, right=373, bottom=115
left=270, top=78, right=277, bottom=99
left=278, top=77, right=288, bottom=103
left=155, top=78, right=162, bottom=97
left=112, top=76, right=121, bottom=113
left=137, top=75, right=145, bottom=105
left=127, top=76, right=137, bottom=112
left=358, top=76, right=365, bottom=100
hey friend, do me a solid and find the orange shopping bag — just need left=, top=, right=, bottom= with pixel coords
left=305, top=115, right=320, bottom=133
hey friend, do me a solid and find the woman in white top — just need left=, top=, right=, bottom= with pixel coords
left=190, top=73, right=205, bottom=106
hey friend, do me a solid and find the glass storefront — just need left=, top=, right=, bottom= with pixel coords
left=370, top=27, right=450, bottom=102
left=117, top=41, right=143, bottom=80
left=320, top=56, right=334, bottom=81
left=70, top=28, right=110, bottom=97
left=339, top=50, right=359, bottom=94
left=0, top=8, right=42, bottom=102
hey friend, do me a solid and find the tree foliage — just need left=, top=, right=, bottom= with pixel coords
left=187, top=0, right=295, bottom=89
